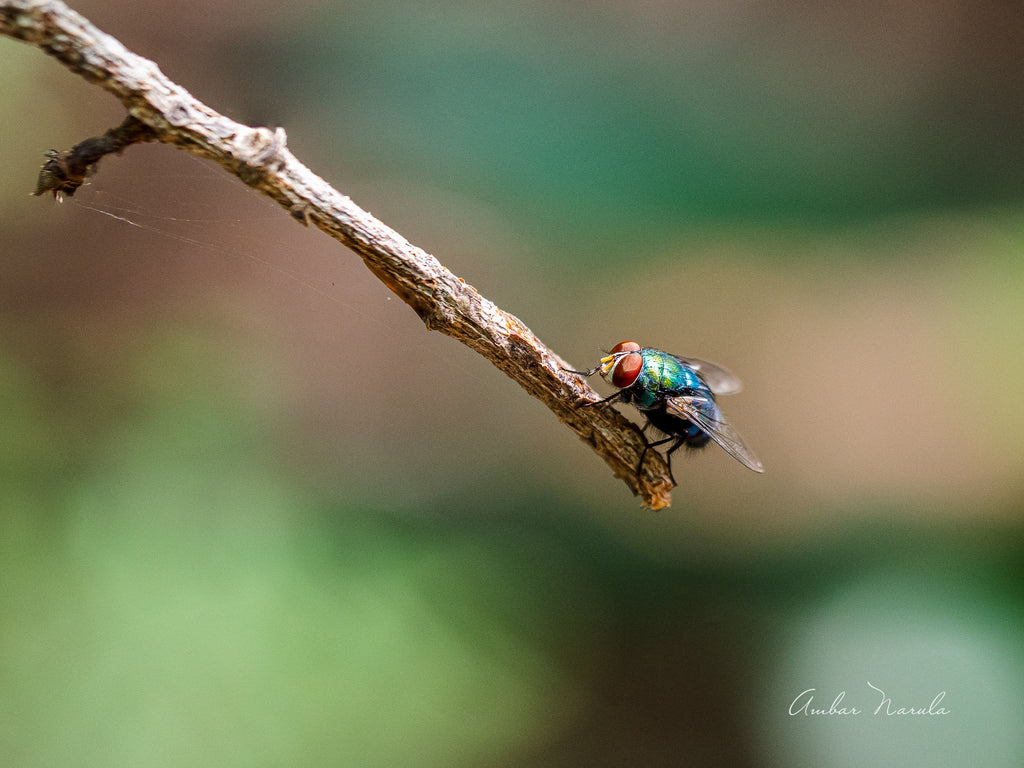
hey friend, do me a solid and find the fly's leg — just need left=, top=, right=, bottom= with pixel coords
left=661, top=438, right=686, bottom=486
left=562, top=364, right=603, bottom=377
left=561, top=368, right=630, bottom=409
left=577, top=389, right=631, bottom=408
left=636, top=431, right=681, bottom=486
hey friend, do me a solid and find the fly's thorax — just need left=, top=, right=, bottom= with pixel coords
left=629, top=349, right=706, bottom=408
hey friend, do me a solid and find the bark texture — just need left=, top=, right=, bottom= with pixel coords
left=1, top=0, right=676, bottom=508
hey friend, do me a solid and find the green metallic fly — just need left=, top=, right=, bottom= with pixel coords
left=568, top=341, right=764, bottom=483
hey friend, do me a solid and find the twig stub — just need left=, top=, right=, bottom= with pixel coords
left=32, top=114, right=156, bottom=199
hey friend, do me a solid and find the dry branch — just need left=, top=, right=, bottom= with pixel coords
left=0, top=0, right=675, bottom=508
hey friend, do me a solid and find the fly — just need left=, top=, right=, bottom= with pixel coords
left=567, top=341, right=764, bottom=483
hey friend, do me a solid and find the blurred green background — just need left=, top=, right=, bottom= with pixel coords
left=2, top=1, right=1023, bottom=765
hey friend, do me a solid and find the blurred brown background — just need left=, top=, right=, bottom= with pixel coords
left=2, top=1, right=1022, bottom=765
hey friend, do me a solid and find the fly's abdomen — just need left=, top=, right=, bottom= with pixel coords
left=645, top=404, right=712, bottom=447
left=682, top=398, right=719, bottom=447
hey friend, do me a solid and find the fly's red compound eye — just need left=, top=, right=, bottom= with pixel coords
left=607, top=341, right=642, bottom=388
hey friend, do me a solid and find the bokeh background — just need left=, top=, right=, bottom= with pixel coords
left=2, top=1, right=1023, bottom=765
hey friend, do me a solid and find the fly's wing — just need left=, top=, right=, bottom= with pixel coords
left=665, top=395, right=765, bottom=473
left=671, top=356, right=743, bottom=396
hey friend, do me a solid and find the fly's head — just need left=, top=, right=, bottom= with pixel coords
left=600, top=341, right=644, bottom=390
